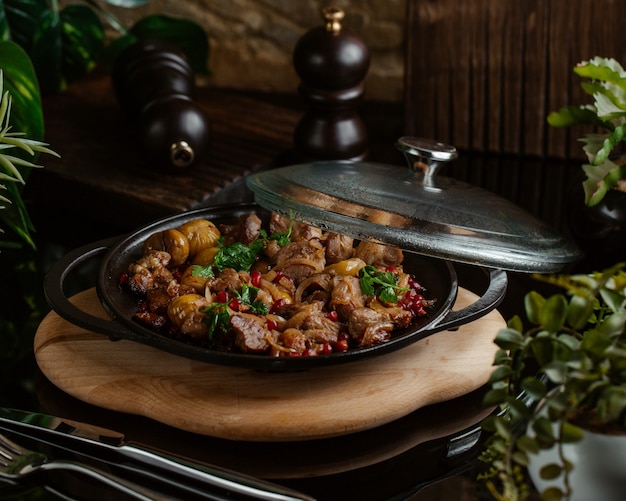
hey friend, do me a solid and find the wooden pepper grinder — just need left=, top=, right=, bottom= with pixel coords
left=293, top=7, right=370, bottom=161
left=112, top=38, right=211, bottom=171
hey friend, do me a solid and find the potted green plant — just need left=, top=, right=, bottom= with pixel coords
left=478, top=263, right=626, bottom=500
left=547, top=56, right=626, bottom=207
left=547, top=57, right=626, bottom=270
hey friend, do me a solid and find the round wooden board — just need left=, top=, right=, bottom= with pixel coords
left=34, top=287, right=504, bottom=442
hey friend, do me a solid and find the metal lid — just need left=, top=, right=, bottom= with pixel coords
left=246, top=137, right=581, bottom=272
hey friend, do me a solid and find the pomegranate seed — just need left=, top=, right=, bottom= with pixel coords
left=250, top=270, right=262, bottom=287
left=229, top=298, right=241, bottom=311
left=333, top=339, right=349, bottom=352
left=326, top=310, right=338, bottom=321
left=273, top=271, right=291, bottom=284
left=119, top=273, right=128, bottom=285
left=270, top=298, right=288, bottom=313
left=385, top=266, right=397, bottom=273
left=216, top=291, right=228, bottom=303
left=267, top=319, right=277, bottom=330
left=321, top=343, right=333, bottom=354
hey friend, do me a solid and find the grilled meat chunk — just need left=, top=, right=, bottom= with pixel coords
left=231, top=313, right=271, bottom=353
left=354, top=241, right=403, bottom=268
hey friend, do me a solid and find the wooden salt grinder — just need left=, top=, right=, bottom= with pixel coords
left=292, top=7, right=370, bottom=161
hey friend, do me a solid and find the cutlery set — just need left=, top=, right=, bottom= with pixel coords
left=0, top=407, right=315, bottom=501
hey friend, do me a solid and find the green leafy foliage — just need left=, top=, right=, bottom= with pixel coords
left=235, top=284, right=268, bottom=315
left=479, top=263, right=626, bottom=500
left=0, top=64, right=58, bottom=249
left=358, top=265, right=408, bottom=303
left=213, top=238, right=266, bottom=273
left=203, top=284, right=267, bottom=340
left=212, top=218, right=294, bottom=273
left=547, top=57, right=626, bottom=206
left=1, top=0, right=210, bottom=94
left=203, top=301, right=231, bottom=341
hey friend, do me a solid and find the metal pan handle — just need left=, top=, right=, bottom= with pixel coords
left=43, top=237, right=136, bottom=340
left=428, top=268, right=508, bottom=332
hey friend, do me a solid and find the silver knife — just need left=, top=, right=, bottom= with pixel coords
left=0, top=407, right=315, bottom=501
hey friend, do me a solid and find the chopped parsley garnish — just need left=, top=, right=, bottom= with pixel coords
left=267, top=217, right=293, bottom=246
left=359, top=265, right=409, bottom=303
left=211, top=215, right=295, bottom=273
left=191, top=264, right=215, bottom=278
left=204, top=302, right=231, bottom=340
left=234, top=284, right=268, bottom=315
left=213, top=237, right=265, bottom=272
left=203, top=284, right=268, bottom=339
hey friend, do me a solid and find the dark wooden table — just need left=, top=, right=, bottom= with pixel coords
left=26, top=70, right=404, bottom=246
left=26, top=71, right=299, bottom=236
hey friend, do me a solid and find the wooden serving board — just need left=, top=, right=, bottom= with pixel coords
left=34, top=287, right=505, bottom=442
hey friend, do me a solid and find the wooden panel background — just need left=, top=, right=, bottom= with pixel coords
left=405, top=0, right=626, bottom=157
left=403, top=0, right=626, bottom=231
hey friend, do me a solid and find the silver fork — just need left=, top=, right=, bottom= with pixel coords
left=0, top=432, right=169, bottom=500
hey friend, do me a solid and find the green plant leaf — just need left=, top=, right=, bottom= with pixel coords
left=494, top=327, right=525, bottom=350
left=520, top=377, right=547, bottom=400
left=540, top=295, right=568, bottom=332
left=525, top=291, right=545, bottom=325
left=482, top=388, right=508, bottom=406
left=593, top=124, right=626, bottom=165
left=511, top=450, right=529, bottom=467
left=530, top=336, right=556, bottom=367
left=581, top=328, right=612, bottom=358
left=574, top=57, right=626, bottom=95
left=560, top=421, right=584, bottom=443
left=532, top=416, right=556, bottom=448
left=598, top=386, right=626, bottom=422
left=597, top=310, right=626, bottom=337
left=0, top=41, right=42, bottom=141
left=3, top=0, right=49, bottom=51
left=0, top=3, right=9, bottom=40
left=547, top=105, right=605, bottom=128
left=507, top=314, right=524, bottom=333
left=599, top=287, right=626, bottom=314
left=1, top=180, right=35, bottom=248
left=508, top=396, right=533, bottom=420
left=541, top=486, right=565, bottom=501
left=585, top=162, right=626, bottom=206
left=516, top=434, right=540, bottom=455
left=566, top=294, right=593, bottom=330
left=493, top=348, right=512, bottom=365
left=59, top=4, right=104, bottom=84
left=28, top=7, right=63, bottom=93
left=489, top=365, right=514, bottom=383
left=539, top=463, right=563, bottom=480
left=493, top=416, right=512, bottom=440
left=129, top=15, right=210, bottom=75
left=580, top=81, right=626, bottom=119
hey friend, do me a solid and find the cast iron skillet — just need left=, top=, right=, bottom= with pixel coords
left=44, top=203, right=508, bottom=371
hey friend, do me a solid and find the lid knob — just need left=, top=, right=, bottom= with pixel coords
left=396, top=137, right=458, bottom=188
